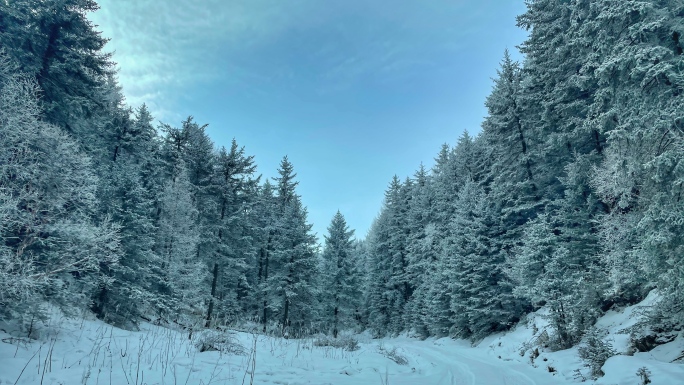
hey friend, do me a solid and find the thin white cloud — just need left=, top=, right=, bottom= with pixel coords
left=90, top=0, right=521, bottom=119
left=91, top=0, right=315, bottom=118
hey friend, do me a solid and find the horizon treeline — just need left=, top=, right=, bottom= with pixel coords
left=1, top=0, right=683, bottom=350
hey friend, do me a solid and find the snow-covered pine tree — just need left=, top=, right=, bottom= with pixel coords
left=253, top=181, right=278, bottom=332
left=351, top=239, right=371, bottom=328
left=91, top=105, right=165, bottom=328
left=430, top=144, right=459, bottom=228
left=267, top=157, right=319, bottom=336
left=366, top=176, right=413, bottom=335
left=365, top=214, right=392, bottom=336
left=177, top=119, right=217, bottom=302
left=443, top=178, right=519, bottom=340
left=482, top=52, right=540, bottom=234
left=510, top=213, right=594, bottom=348
left=420, top=145, right=459, bottom=337
left=321, top=211, right=359, bottom=337
left=0, top=0, right=114, bottom=140
left=205, top=140, right=259, bottom=326
left=154, top=162, right=206, bottom=325
left=403, top=164, right=440, bottom=337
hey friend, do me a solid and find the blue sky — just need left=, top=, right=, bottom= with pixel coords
left=90, top=0, right=528, bottom=243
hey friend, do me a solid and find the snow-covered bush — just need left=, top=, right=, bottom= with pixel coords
left=578, top=329, right=616, bottom=378
left=0, top=53, right=120, bottom=327
left=193, top=329, right=246, bottom=354
left=378, top=344, right=408, bottom=365
left=313, top=334, right=360, bottom=351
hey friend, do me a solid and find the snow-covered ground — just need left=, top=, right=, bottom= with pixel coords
left=0, top=319, right=564, bottom=385
left=1, top=294, right=681, bottom=385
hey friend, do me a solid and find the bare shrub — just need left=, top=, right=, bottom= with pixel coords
left=193, top=329, right=246, bottom=354
left=313, top=335, right=360, bottom=352
left=378, top=345, right=408, bottom=365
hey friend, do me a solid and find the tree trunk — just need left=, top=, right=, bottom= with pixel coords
left=262, top=245, right=269, bottom=333
left=205, top=262, right=219, bottom=327
left=282, top=253, right=295, bottom=336
left=262, top=299, right=268, bottom=333
left=333, top=302, right=339, bottom=339
left=593, top=129, right=603, bottom=154
left=37, top=24, right=60, bottom=90
left=282, top=297, right=290, bottom=337
left=513, top=104, right=536, bottom=190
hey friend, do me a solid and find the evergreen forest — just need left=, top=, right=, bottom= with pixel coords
left=1, top=0, right=683, bottom=357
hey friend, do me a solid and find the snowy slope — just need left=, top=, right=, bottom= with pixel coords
left=1, top=294, right=682, bottom=385
left=478, top=291, right=684, bottom=385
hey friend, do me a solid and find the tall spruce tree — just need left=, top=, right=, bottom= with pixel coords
left=268, top=157, right=319, bottom=335
left=254, top=181, right=278, bottom=332
left=366, top=214, right=392, bottom=336
left=205, top=140, right=259, bottom=326
left=366, top=176, right=413, bottom=335
left=321, top=211, right=358, bottom=337
left=404, top=165, right=439, bottom=337
left=91, top=104, right=164, bottom=327
left=154, top=162, right=205, bottom=323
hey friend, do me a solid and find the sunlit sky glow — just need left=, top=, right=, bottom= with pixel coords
left=89, top=0, right=528, bottom=243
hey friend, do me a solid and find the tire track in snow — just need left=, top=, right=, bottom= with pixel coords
left=403, top=343, right=537, bottom=385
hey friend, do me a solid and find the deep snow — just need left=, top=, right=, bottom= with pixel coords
left=0, top=318, right=566, bottom=385
left=1, top=293, right=681, bottom=385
